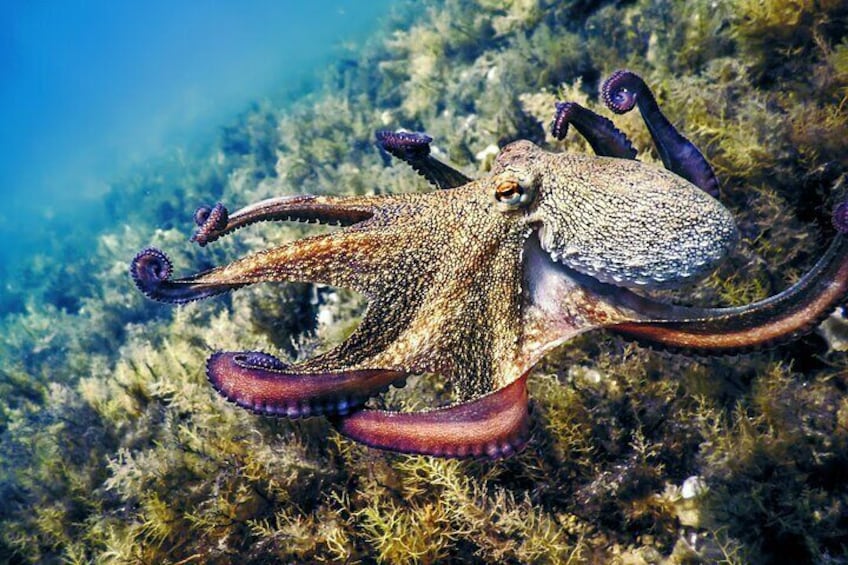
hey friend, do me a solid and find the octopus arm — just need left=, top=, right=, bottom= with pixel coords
left=333, top=373, right=530, bottom=459
left=205, top=351, right=406, bottom=418
left=602, top=69, right=720, bottom=198
left=609, top=210, right=848, bottom=352
left=132, top=228, right=385, bottom=303
left=551, top=101, right=637, bottom=159
left=191, top=195, right=377, bottom=246
left=375, top=130, right=472, bottom=189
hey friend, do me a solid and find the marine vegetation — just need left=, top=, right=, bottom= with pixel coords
left=3, top=0, right=848, bottom=563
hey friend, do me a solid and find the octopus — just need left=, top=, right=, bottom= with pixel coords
left=131, top=70, right=848, bottom=459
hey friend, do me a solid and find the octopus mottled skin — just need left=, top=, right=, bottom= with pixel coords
left=131, top=70, right=848, bottom=459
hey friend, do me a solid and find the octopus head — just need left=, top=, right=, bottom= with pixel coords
left=489, top=140, right=739, bottom=289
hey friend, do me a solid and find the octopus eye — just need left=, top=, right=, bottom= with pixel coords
left=495, top=180, right=522, bottom=203
left=494, top=176, right=536, bottom=210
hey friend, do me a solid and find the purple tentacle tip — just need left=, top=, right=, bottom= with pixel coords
left=131, top=247, right=173, bottom=285
left=602, top=69, right=639, bottom=114
left=833, top=201, right=848, bottom=234
left=193, top=205, right=212, bottom=227
left=130, top=247, right=177, bottom=302
left=191, top=203, right=229, bottom=246
left=376, top=130, right=433, bottom=160
left=130, top=247, right=238, bottom=304
left=551, top=101, right=575, bottom=140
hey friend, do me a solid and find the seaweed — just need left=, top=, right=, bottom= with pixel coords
left=2, top=0, right=848, bottom=562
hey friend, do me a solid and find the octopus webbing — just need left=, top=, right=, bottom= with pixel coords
left=131, top=70, right=848, bottom=459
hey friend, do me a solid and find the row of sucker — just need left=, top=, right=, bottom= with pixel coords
left=376, top=130, right=433, bottom=160
left=832, top=201, right=848, bottom=233
left=376, top=129, right=471, bottom=189
left=207, top=351, right=409, bottom=419
left=550, top=101, right=637, bottom=159
left=189, top=200, right=353, bottom=247
left=423, top=415, right=530, bottom=460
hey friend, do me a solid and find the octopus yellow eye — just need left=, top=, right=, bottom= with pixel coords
left=495, top=180, right=522, bottom=203
left=494, top=176, right=536, bottom=210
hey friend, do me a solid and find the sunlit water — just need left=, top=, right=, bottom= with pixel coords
left=0, top=1, right=392, bottom=310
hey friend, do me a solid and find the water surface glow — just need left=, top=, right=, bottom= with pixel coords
left=0, top=0, right=390, bottom=281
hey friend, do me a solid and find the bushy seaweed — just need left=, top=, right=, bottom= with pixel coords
left=2, top=0, right=847, bottom=562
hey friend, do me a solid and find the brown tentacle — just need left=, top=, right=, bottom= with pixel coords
left=207, top=351, right=406, bottom=418
left=191, top=195, right=376, bottom=246
left=132, top=227, right=386, bottom=304
left=610, top=207, right=848, bottom=352
left=333, top=373, right=530, bottom=459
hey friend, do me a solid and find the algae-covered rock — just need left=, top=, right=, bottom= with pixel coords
left=2, top=0, right=847, bottom=563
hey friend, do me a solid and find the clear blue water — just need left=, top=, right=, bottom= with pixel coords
left=0, top=0, right=391, bottom=296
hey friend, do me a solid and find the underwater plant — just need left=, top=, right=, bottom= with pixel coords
left=2, top=0, right=848, bottom=563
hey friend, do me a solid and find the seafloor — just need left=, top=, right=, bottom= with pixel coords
left=2, top=1, right=848, bottom=563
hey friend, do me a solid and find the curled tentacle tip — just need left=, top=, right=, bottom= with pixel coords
left=131, top=247, right=173, bottom=285
left=551, top=101, right=575, bottom=140
left=131, top=248, right=238, bottom=304
left=193, top=205, right=213, bottom=226
left=191, top=202, right=229, bottom=246
left=833, top=201, right=848, bottom=234
left=602, top=69, right=640, bottom=115
left=130, top=247, right=176, bottom=301
left=376, top=130, right=433, bottom=160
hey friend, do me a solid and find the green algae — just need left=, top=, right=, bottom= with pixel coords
left=2, top=0, right=848, bottom=562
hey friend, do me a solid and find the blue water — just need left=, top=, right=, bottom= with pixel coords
left=0, top=0, right=391, bottom=296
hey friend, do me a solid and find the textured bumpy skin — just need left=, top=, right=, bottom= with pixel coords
left=498, top=141, right=737, bottom=288
left=131, top=70, right=848, bottom=458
